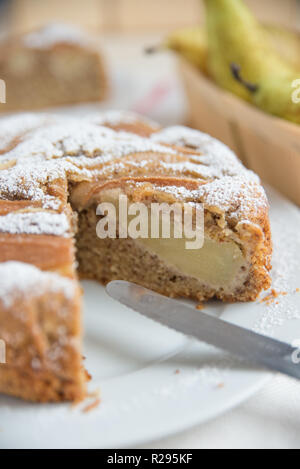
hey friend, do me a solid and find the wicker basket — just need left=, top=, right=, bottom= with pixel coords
left=179, top=58, right=300, bottom=206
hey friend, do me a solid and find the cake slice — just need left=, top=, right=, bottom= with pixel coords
left=0, top=262, right=86, bottom=402
left=0, top=23, right=108, bottom=111
left=0, top=190, right=86, bottom=401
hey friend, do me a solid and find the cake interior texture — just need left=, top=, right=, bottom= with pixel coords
left=0, top=111, right=272, bottom=402
left=76, top=197, right=249, bottom=302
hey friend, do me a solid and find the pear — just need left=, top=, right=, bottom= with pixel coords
left=146, top=26, right=208, bottom=73
left=163, top=26, right=208, bottom=72
left=149, top=23, right=300, bottom=77
left=203, top=0, right=300, bottom=124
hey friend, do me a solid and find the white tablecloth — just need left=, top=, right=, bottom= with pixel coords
left=140, top=375, right=300, bottom=449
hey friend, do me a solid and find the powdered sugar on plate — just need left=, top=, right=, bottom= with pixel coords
left=253, top=187, right=300, bottom=334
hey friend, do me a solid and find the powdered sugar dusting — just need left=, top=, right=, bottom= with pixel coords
left=152, top=126, right=249, bottom=179
left=149, top=183, right=200, bottom=201
left=0, top=211, right=70, bottom=236
left=151, top=125, right=266, bottom=219
left=0, top=162, right=64, bottom=209
left=0, top=261, right=77, bottom=309
left=0, top=113, right=268, bottom=240
left=143, top=174, right=267, bottom=222
left=197, top=175, right=267, bottom=219
left=0, top=113, right=51, bottom=153
left=0, top=116, right=177, bottom=208
left=1, top=121, right=174, bottom=165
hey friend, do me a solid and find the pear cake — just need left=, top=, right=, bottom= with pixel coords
left=0, top=111, right=272, bottom=402
left=0, top=23, right=108, bottom=111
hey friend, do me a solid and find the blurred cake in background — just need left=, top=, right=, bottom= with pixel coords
left=0, top=22, right=108, bottom=111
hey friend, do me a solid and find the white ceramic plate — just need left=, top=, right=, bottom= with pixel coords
left=0, top=187, right=300, bottom=449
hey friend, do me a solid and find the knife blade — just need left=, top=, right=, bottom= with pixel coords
left=106, top=280, right=300, bottom=380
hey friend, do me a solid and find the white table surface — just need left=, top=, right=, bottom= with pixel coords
left=140, top=375, right=300, bottom=449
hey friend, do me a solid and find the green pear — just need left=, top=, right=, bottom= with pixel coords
left=164, top=26, right=208, bottom=72
left=203, top=0, right=300, bottom=124
left=165, top=24, right=300, bottom=73
left=147, top=22, right=300, bottom=77
left=146, top=27, right=208, bottom=73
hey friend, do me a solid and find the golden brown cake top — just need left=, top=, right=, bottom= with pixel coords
left=0, top=111, right=268, bottom=234
left=151, top=126, right=268, bottom=222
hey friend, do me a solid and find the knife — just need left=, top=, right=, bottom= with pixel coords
left=106, top=280, right=300, bottom=380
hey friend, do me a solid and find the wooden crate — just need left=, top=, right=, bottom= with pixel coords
left=179, top=59, right=300, bottom=206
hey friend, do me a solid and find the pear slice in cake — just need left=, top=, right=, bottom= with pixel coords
left=76, top=175, right=271, bottom=303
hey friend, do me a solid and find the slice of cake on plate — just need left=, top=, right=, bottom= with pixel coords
left=0, top=111, right=272, bottom=402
